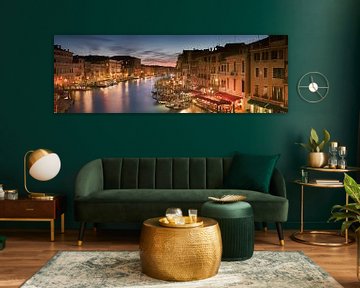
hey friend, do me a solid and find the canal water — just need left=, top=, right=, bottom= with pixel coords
left=68, top=77, right=205, bottom=113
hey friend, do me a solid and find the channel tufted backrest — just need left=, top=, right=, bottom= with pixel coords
left=102, top=158, right=233, bottom=189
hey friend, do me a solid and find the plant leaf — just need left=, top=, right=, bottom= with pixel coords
left=308, top=137, right=316, bottom=152
left=310, top=128, right=319, bottom=144
left=317, top=140, right=325, bottom=152
left=341, top=220, right=358, bottom=234
left=344, top=173, right=360, bottom=204
left=331, top=203, right=360, bottom=215
left=295, top=142, right=312, bottom=152
left=329, top=211, right=357, bottom=221
left=323, top=129, right=330, bottom=144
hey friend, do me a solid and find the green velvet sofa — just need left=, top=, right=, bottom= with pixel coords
left=74, top=157, right=288, bottom=245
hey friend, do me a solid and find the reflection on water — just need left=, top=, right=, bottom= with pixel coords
left=68, top=77, right=203, bottom=113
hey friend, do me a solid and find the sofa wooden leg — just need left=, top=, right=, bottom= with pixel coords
left=78, top=222, right=86, bottom=246
left=262, top=222, right=268, bottom=232
left=275, top=222, right=284, bottom=246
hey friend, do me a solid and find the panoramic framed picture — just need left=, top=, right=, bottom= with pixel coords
left=54, top=35, right=288, bottom=114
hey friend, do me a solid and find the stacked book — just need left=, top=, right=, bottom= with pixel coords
left=314, top=179, right=341, bottom=185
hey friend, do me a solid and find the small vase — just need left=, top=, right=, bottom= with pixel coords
left=308, top=152, right=328, bottom=168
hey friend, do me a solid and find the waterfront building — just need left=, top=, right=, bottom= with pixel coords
left=248, top=35, right=288, bottom=113
left=54, top=45, right=74, bottom=88
left=111, top=56, right=141, bottom=77
left=176, top=49, right=208, bottom=90
left=196, top=51, right=211, bottom=90
left=177, top=43, right=248, bottom=112
left=107, top=59, right=122, bottom=80
left=72, top=57, right=85, bottom=85
left=176, top=36, right=288, bottom=113
left=80, top=56, right=119, bottom=84
left=84, top=61, right=108, bottom=83
left=217, top=44, right=248, bottom=112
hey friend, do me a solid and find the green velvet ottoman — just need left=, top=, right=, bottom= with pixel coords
left=201, top=201, right=254, bottom=261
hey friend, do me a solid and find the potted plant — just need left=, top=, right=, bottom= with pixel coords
left=329, top=173, right=360, bottom=279
left=296, top=128, right=330, bottom=167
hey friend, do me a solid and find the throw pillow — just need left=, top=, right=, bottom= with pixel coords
left=223, top=153, right=280, bottom=193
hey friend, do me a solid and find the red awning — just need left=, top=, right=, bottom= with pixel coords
left=195, top=95, right=231, bottom=105
left=214, top=92, right=242, bottom=102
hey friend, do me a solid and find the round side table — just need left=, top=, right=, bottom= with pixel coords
left=139, top=217, right=222, bottom=281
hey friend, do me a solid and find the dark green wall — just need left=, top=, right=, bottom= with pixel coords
left=0, top=0, right=359, bottom=230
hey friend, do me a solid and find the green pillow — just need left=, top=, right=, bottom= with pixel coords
left=224, top=153, right=280, bottom=193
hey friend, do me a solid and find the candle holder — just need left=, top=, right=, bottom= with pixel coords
left=328, top=142, right=338, bottom=169
left=337, top=146, right=347, bottom=169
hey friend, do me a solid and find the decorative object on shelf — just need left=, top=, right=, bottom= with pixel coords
left=338, top=146, right=347, bottom=169
left=329, top=173, right=360, bottom=280
left=24, top=148, right=61, bottom=199
left=315, top=179, right=340, bottom=185
left=328, top=142, right=338, bottom=169
left=297, top=71, right=329, bottom=103
left=0, top=184, right=4, bottom=199
left=208, top=194, right=246, bottom=203
left=300, top=169, right=309, bottom=183
left=296, top=128, right=330, bottom=168
left=4, top=189, right=18, bottom=200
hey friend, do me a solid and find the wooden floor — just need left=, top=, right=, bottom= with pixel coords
left=0, top=228, right=358, bottom=288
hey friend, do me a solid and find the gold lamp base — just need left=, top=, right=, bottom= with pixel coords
left=28, top=192, right=55, bottom=200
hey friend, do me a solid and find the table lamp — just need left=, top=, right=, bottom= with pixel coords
left=24, top=148, right=61, bottom=199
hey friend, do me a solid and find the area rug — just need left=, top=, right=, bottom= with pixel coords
left=21, top=251, right=342, bottom=288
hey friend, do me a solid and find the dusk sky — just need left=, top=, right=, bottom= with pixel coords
left=54, top=35, right=268, bottom=67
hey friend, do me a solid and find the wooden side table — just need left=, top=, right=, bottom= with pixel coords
left=0, top=195, right=66, bottom=241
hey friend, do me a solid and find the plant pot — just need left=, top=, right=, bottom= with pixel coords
left=308, top=152, right=328, bottom=168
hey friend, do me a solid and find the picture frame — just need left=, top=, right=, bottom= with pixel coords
left=54, top=35, right=288, bottom=114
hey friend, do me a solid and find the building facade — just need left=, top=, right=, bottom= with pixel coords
left=248, top=35, right=288, bottom=113
left=54, top=45, right=74, bottom=87
left=176, top=36, right=288, bottom=113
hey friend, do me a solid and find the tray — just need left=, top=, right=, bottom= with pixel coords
left=208, top=194, right=246, bottom=203
left=159, top=216, right=203, bottom=228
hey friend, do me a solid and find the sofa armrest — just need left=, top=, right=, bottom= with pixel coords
left=269, top=168, right=287, bottom=198
left=75, top=159, right=104, bottom=199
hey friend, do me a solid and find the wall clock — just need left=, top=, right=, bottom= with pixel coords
left=297, top=72, right=329, bottom=103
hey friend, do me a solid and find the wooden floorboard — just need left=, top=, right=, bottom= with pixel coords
left=0, top=228, right=358, bottom=288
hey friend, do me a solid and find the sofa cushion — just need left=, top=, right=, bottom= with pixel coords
left=223, top=153, right=280, bottom=193
left=75, top=188, right=288, bottom=222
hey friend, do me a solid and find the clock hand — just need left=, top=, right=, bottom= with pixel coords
left=308, top=76, right=316, bottom=91
left=316, top=90, right=323, bottom=98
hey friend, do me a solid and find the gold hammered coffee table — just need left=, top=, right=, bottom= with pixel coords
left=139, top=217, right=222, bottom=281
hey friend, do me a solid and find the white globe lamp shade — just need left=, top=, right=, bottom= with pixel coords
left=28, top=150, right=61, bottom=181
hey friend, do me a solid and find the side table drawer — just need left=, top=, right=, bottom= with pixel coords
left=1, top=201, right=55, bottom=218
